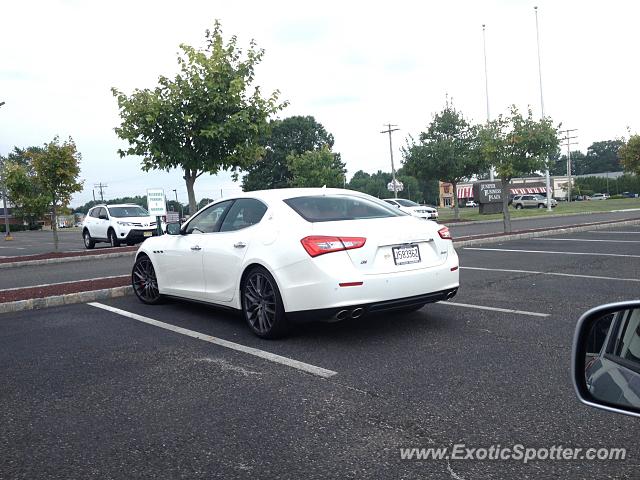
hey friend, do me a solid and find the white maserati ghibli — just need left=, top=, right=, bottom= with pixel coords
left=132, top=188, right=459, bottom=338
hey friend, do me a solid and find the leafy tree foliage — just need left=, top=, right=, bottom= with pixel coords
left=619, top=135, right=640, bottom=176
left=477, top=106, right=559, bottom=232
left=242, top=116, right=335, bottom=191
left=585, top=140, right=623, bottom=173
left=287, top=147, right=346, bottom=188
left=5, top=137, right=83, bottom=249
left=402, top=105, right=486, bottom=220
left=112, top=20, right=286, bottom=214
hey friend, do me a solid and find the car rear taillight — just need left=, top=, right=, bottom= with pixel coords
left=300, top=236, right=366, bottom=257
left=438, top=226, right=452, bottom=240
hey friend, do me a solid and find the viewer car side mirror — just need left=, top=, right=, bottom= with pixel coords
left=572, top=301, right=640, bottom=418
left=165, top=222, right=181, bottom=235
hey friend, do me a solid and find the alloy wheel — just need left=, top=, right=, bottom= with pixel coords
left=132, top=256, right=161, bottom=303
left=243, top=272, right=278, bottom=335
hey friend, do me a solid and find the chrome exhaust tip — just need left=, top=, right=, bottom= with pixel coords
left=333, top=309, right=349, bottom=322
left=351, top=307, right=364, bottom=319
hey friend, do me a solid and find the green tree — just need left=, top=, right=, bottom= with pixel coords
left=112, top=20, right=286, bottom=214
left=242, top=116, right=335, bottom=191
left=584, top=140, right=624, bottom=174
left=197, top=197, right=215, bottom=210
left=31, top=137, right=83, bottom=250
left=549, top=150, right=585, bottom=176
left=287, top=147, right=346, bottom=188
left=477, top=106, right=559, bottom=233
left=2, top=161, right=49, bottom=228
left=619, top=135, right=640, bottom=175
left=402, top=105, right=485, bottom=220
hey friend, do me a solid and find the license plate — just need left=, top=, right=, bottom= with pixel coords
left=143, top=231, right=153, bottom=237
left=392, top=244, right=421, bottom=265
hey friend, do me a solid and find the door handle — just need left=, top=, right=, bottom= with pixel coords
left=191, top=245, right=202, bottom=251
left=234, top=242, right=247, bottom=248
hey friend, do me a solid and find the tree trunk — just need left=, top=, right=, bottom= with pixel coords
left=501, top=180, right=512, bottom=233
left=51, top=197, right=59, bottom=251
left=451, top=181, right=460, bottom=221
left=184, top=169, right=197, bottom=215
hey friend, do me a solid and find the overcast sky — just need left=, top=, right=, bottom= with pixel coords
left=1, top=0, right=638, bottom=207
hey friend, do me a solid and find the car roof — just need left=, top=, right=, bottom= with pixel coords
left=105, top=204, right=146, bottom=208
left=219, top=188, right=374, bottom=203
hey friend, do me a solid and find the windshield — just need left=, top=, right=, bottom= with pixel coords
left=395, top=199, right=419, bottom=207
left=108, top=206, right=149, bottom=218
left=284, top=195, right=404, bottom=222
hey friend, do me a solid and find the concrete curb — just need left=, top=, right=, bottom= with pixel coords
left=0, top=250, right=136, bottom=269
left=454, top=218, right=640, bottom=247
left=0, top=286, right=133, bottom=314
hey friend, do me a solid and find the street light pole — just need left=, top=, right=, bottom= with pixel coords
left=534, top=6, right=553, bottom=212
left=482, top=24, right=495, bottom=182
left=381, top=123, right=400, bottom=198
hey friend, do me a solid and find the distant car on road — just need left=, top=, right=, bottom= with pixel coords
left=621, top=192, right=637, bottom=198
left=512, top=194, right=557, bottom=209
left=465, top=200, right=478, bottom=208
left=591, top=193, right=610, bottom=201
left=132, top=188, right=459, bottom=338
left=383, top=198, right=438, bottom=220
left=82, top=204, right=159, bottom=249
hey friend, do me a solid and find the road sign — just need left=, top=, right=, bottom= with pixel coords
left=387, top=180, right=404, bottom=192
left=146, top=189, right=167, bottom=217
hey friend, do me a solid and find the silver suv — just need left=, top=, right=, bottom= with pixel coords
left=512, top=194, right=557, bottom=209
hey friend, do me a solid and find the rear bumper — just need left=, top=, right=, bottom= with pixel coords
left=286, top=287, right=458, bottom=323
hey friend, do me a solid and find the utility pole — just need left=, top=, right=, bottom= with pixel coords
left=482, top=24, right=495, bottom=182
left=559, top=129, right=578, bottom=202
left=94, top=183, right=107, bottom=202
left=534, top=6, right=553, bottom=212
left=0, top=103, right=10, bottom=240
left=381, top=123, right=400, bottom=198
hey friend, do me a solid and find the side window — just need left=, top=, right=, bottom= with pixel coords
left=96, top=207, right=106, bottom=219
left=185, top=201, right=232, bottom=234
left=89, top=208, right=98, bottom=218
left=220, top=199, right=268, bottom=232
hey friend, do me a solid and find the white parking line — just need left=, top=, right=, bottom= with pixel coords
left=587, top=231, right=640, bottom=234
left=436, top=301, right=549, bottom=317
left=463, top=247, right=640, bottom=258
left=461, top=266, right=640, bottom=283
left=0, top=275, right=129, bottom=292
left=0, top=246, right=26, bottom=250
left=535, top=238, right=640, bottom=243
left=88, top=302, right=338, bottom=379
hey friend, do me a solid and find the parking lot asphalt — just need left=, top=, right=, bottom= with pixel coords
left=0, top=229, right=111, bottom=256
left=1, top=225, right=639, bottom=479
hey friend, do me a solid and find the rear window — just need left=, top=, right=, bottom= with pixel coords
left=284, top=195, right=404, bottom=222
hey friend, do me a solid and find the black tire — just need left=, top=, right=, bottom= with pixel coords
left=132, top=255, right=163, bottom=305
left=108, top=229, right=120, bottom=247
left=83, top=230, right=95, bottom=249
left=241, top=266, right=289, bottom=339
left=515, top=204, right=523, bottom=210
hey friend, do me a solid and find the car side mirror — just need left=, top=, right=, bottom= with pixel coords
left=99, top=215, right=108, bottom=220
left=165, top=222, right=181, bottom=235
left=572, top=301, right=640, bottom=418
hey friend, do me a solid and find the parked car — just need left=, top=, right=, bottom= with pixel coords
left=383, top=198, right=438, bottom=220
left=82, top=204, right=159, bottom=248
left=512, top=194, right=557, bottom=209
left=132, top=188, right=459, bottom=338
left=465, top=200, right=478, bottom=208
left=591, top=193, right=610, bottom=201
left=621, top=192, right=637, bottom=198
left=572, top=301, right=640, bottom=418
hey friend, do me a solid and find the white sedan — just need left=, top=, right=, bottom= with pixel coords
left=132, top=188, right=459, bottom=338
left=383, top=198, right=439, bottom=220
